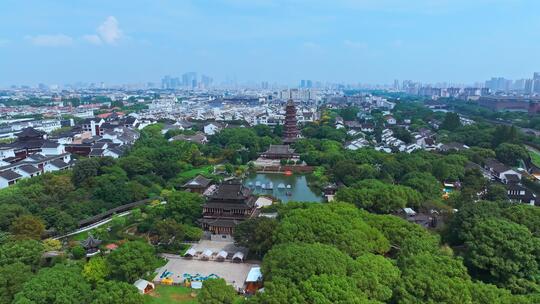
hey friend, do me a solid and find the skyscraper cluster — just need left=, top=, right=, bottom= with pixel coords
left=485, top=72, right=540, bottom=94
left=299, top=80, right=313, bottom=88
left=161, top=72, right=213, bottom=89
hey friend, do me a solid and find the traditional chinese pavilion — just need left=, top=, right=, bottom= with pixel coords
left=283, top=99, right=299, bottom=143
left=200, top=179, right=256, bottom=235
left=260, top=144, right=297, bottom=160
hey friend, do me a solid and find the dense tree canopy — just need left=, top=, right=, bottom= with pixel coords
left=274, top=203, right=390, bottom=256
left=352, top=253, right=400, bottom=302
left=198, top=278, right=237, bottom=304
left=440, top=112, right=462, bottom=131
left=107, top=241, right=161, bottom=282
left=336, top=179, right=422, bottom=213
left=395, top=253, right=473, bottom=304
left=233, top=217, right=278, bottom=259
left=0, top=239, right=44, bottom=269
left=0, top=262, right=31, bottom=303
left=91, top=281, right=143, bottom=304
left=464, top=218, right=540, bottom=293
left=262, top=243, right=353, bottom=283
left=13, top=264, right=92, bottom=304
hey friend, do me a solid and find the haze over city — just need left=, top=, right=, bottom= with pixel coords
left=1, top=0, right=540, bottom=86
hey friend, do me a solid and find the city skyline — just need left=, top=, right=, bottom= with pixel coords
left=1, top=0, right=540, bottom=86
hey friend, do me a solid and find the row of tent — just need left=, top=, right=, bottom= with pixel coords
left=184, top=248, right=245, bottom=262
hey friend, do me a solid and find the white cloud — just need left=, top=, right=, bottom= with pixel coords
left=26, top=34, right=73, bottom=47
left=96, top=16, right=123, bottom=45
left=344, top=40, right=367, bottom=49
left=26, top=16, right=124, bottom=47
left=82, top=34, right=102, bottom=45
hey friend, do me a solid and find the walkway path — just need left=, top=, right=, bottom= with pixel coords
left=54, top=211, right=131, bottom=240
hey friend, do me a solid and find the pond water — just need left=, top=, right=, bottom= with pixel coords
left=243, top=173, right=323, bottom=203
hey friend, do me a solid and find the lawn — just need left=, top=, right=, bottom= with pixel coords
left=527, top=146, right=540, bottom=167
left=144, top=285, right=198, bottom=304
left=143, top=284, right=245, bottom=304
left=177, top=165, right=213, bottom=179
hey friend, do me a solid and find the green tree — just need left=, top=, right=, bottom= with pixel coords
left=299, top=274, right=374, bottom=304
left=0, top=204, right=28, bottom=231
left=83, top=257, right=110, bottom=286
left=152, top=218, right=185, bottom=243
left=336, top=179, right=422, bottom=213
left=71, top=245, right=86, bottom=260
left=162, top=190, right=204, bottom=225
left=13, top=264, right=92, bottom=304
left=72, top=158, right=100, bottom=186
left=495, top=143, right=528, bottom=166
left=0, top=239, right=44, bottom=269
left=118, top=156, right=154, bottom=178
left=41, top=207, right=77, bottom=234
left=10, top=214, right=45, bottom=240
left=445, top=200, right=504, bottom=245
left=469, top=282, right=513, bottom=304
left=42, top=238, right=62, bottom=251
left=352, top=253, right=400, bottom=302
left=198, top=278, right=237, bottom=304
left=503, top=204, right=540, bottom=237
left=107, top=241, right=160, bottom=282
left=484, top=184, right=508, bottom=201
left=464, top=218, right=540, bottom=293
left=262, top=243, right=353, bottom=283
left=0, top=262, right=32, bottom=303
left=401, top=172, right=441, bottom=200
left=91, top=281, right=143, bottom=304
left=337, top=106, right=359, bottom=121
left=251, top=277, right=305, bottom=303
left=274, top=203, right=390, bottom=257
left=360, top=212, right=441, bottom=255
left=395, top=253, right=472, bottom=304
left=440, top=112, right=462, bottom=131
left=233, top=217, right=277, bottom=259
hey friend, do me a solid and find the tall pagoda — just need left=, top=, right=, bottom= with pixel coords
left=283, top=99, right=299, bottom=143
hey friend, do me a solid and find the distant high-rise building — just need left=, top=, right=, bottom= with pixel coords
left=485, top=77, right=511, bottom=92
left=162, top=75, right=171, bottom=89
left=513, top=79, right=526, bottom=91
left=182, top=72, right=197, bottom=88
left=261, top=81, right=269, bottom=90
left=393, top=79, right=400, bottom=90
left=201, top=75, right=213, bottom=88
left=306, top=80, right=313, bottom=88
left=300, top=80, right=306, bottom=88
left=161, top=76, right=181, bottom=89
left=525, top=79, right=534, bottom=94
left=534, top=73, right=540, bottom=94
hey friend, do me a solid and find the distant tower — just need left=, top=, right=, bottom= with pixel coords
left=283, top=99, right=299, bottom=143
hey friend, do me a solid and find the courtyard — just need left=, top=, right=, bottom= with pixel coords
left=153, top=256, right=257, bottom=290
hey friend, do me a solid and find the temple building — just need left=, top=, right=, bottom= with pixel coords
left=200, top=179, right=256, bottom=235
left=260, top=144, right=297, bottom=160
left=181, top=175, right=212, bottom=194
left=283, top=99, right=300, bottom=143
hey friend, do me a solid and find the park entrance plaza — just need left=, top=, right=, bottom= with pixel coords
left=153, top=240, right=259, bottom=291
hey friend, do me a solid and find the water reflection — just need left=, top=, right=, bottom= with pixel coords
left=244, top=173, right=323, bottom=203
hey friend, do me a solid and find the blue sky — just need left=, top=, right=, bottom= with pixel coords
left=0, top=0, right=539, bottom=86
